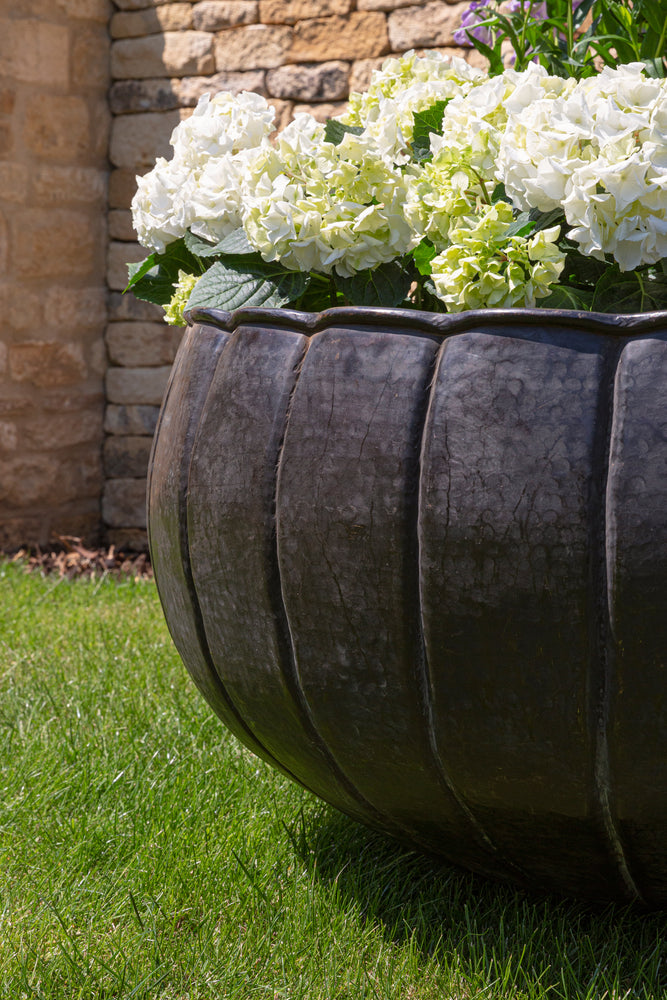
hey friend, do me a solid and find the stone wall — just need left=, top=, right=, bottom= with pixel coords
left=105, top=0, right=479, bottom=551
left=0, top=0, right=112, bottom=550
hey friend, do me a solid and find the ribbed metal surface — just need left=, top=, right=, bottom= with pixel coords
left=148, top=307, right=667, bottom=904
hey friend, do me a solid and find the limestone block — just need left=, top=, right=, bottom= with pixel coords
left=45, top=287, right=108, bottom=329
left=214, top=24, right=292, bottom=71
left=0, top=455, right=62, bottom=508
left=193, top=1, right=259, bottom=30
left=0, top=341, right=6, bottom=375
left=290, top=12, right=389, bottom=61
left=23, top=410, right=104, bottom=450
left=292, top=100, right=347, bottom=121
left=358, top=0, right=422, bottom=8
left=114, top=0, right=173, bottom=9
left=0, top=121, right=13, bottom=157
left=105, top=404, right=161, bottom=436
left=72, top=25, right=111, bottom=89
left=41, top=387, right=105, bottom=414
left=0, top=20, right=69, bottom=87
left=105, top=366, right=172, bottom=405
left=102, top=478, right=148, bottom=529
left=108, top=210, right=136, bottom=241
left=109, top=169, right=140, bottom=209
left=109, top=111, right=181, bottom=170
left=259, top=0, right=352, bottom=23
left=111, top=3, right=193, bottom=37
left=9, top=341, right=87, bottom=388
left=266, top=61, right=349, bottom=101
left=110, top=78, right=181, bottom=114
left=104, top=435, right=153, bottom=478
left=24, top=95, right=91, bottom=160
left=13, top=210, right=99, bottom=280
left=0, top=87, right=15, bottom=114
left=112, top=32, right=215, bottom=80
left=0, top=164, right=27, bottom=203
left=60, top=0, right=112, bottom=19
left=32, top=166, right=107, bottom=205
left=106, top=322, right=183, bottom=366
left=0, top=209, right=6, bottom=274
left=349, top=57, right=386, bottom=93
left=0, top=421, right=17, bottom=451
left=176, top=69, right=266, bottom=105
left=0, top=284, right=44, bottom=331
left=108, top=241, right=147, bottom=292
left=108, top=292, right=164, bottom=322
left=33, top=0, right=112, bottom=20
left=388, top=1, right=465, bottom=48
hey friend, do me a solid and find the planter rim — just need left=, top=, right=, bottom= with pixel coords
left=187, top=304, right=667, bottom=338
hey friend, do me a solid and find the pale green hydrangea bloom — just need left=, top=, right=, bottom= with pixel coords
left=164, top=270, right=199, bottom=326
left=242, top=115, right=417, bottom=277
left=430, top=202, right=565, bottom=311
left=340, top=51, right=484, bottom=163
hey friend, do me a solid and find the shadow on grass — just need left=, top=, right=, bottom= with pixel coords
left=294, top=806, right=667, bottom=999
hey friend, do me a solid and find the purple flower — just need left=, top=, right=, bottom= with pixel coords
left=453, top=0, right=495, bottom=47
left=507, top=0, right=547, bottom=18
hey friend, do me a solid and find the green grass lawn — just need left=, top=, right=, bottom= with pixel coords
left=1, top=560, right=665, bottom=999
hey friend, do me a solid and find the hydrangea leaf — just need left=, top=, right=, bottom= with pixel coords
left=336, top=261, right=413, bottom=307
left=591, top=268, right=667, bottom=313
left=125, top=239, right=201, bottom=306
left=409, top=100, right=449, bottom=161
left=323, top=120, right=364, bottom=146
left=186, top=260, right=310, bottom=312
left=412, top=239, right=437, bottom=276
left=184, top=228, right=255, bottom=258
left=538, top=285, right=594, bottom=310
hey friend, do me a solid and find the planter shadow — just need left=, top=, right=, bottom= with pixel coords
left=148, top=305, right=667, bottom=906
left=293, top=804, right=667, bottom=998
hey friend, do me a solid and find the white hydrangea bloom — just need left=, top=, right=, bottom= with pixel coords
left=169, top=90, right=276, bottom=163
left=442, top=64, right=572, bottom=180
left=498, top=64, right=667, bottom=270
left=132, top=156, right=193, bottom=254
left=131, top=91, right=275, bottom=254
left=242, top=115, right=416, bottom=277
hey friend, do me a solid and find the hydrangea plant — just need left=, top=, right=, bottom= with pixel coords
left=127, top=53, right=667, bottom=321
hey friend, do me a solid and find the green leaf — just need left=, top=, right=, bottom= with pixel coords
left=324, top=120, right=364, bottom=146
left=492, top=183, right=513, bottom=205
left=184, top=228, right=255, bottom=257
left=538, top=284, right=594, bottom=310
left=409, top=101, right=448, bottom=161
left=126, top=253, right=158, bottom=291
left=560, top=248, right=609, bottom=287
left=124, top=238, right=202, bottom=306
left=335, top=261, right=413, bottom=307
left=503, top=212, right=536, bottom=239
left=412, top=239, right=437, bottom=277
left=186, top=259, right=310, bottom=313
left=528, top=207, right=566, bottom=232
left=591, top=266, right=667, bottom=313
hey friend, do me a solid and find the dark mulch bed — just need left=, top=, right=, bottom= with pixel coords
left=8, top=535, right=153, bottom=581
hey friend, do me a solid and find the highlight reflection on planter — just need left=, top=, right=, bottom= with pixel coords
left=147, top=306, right=667, bottom=905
